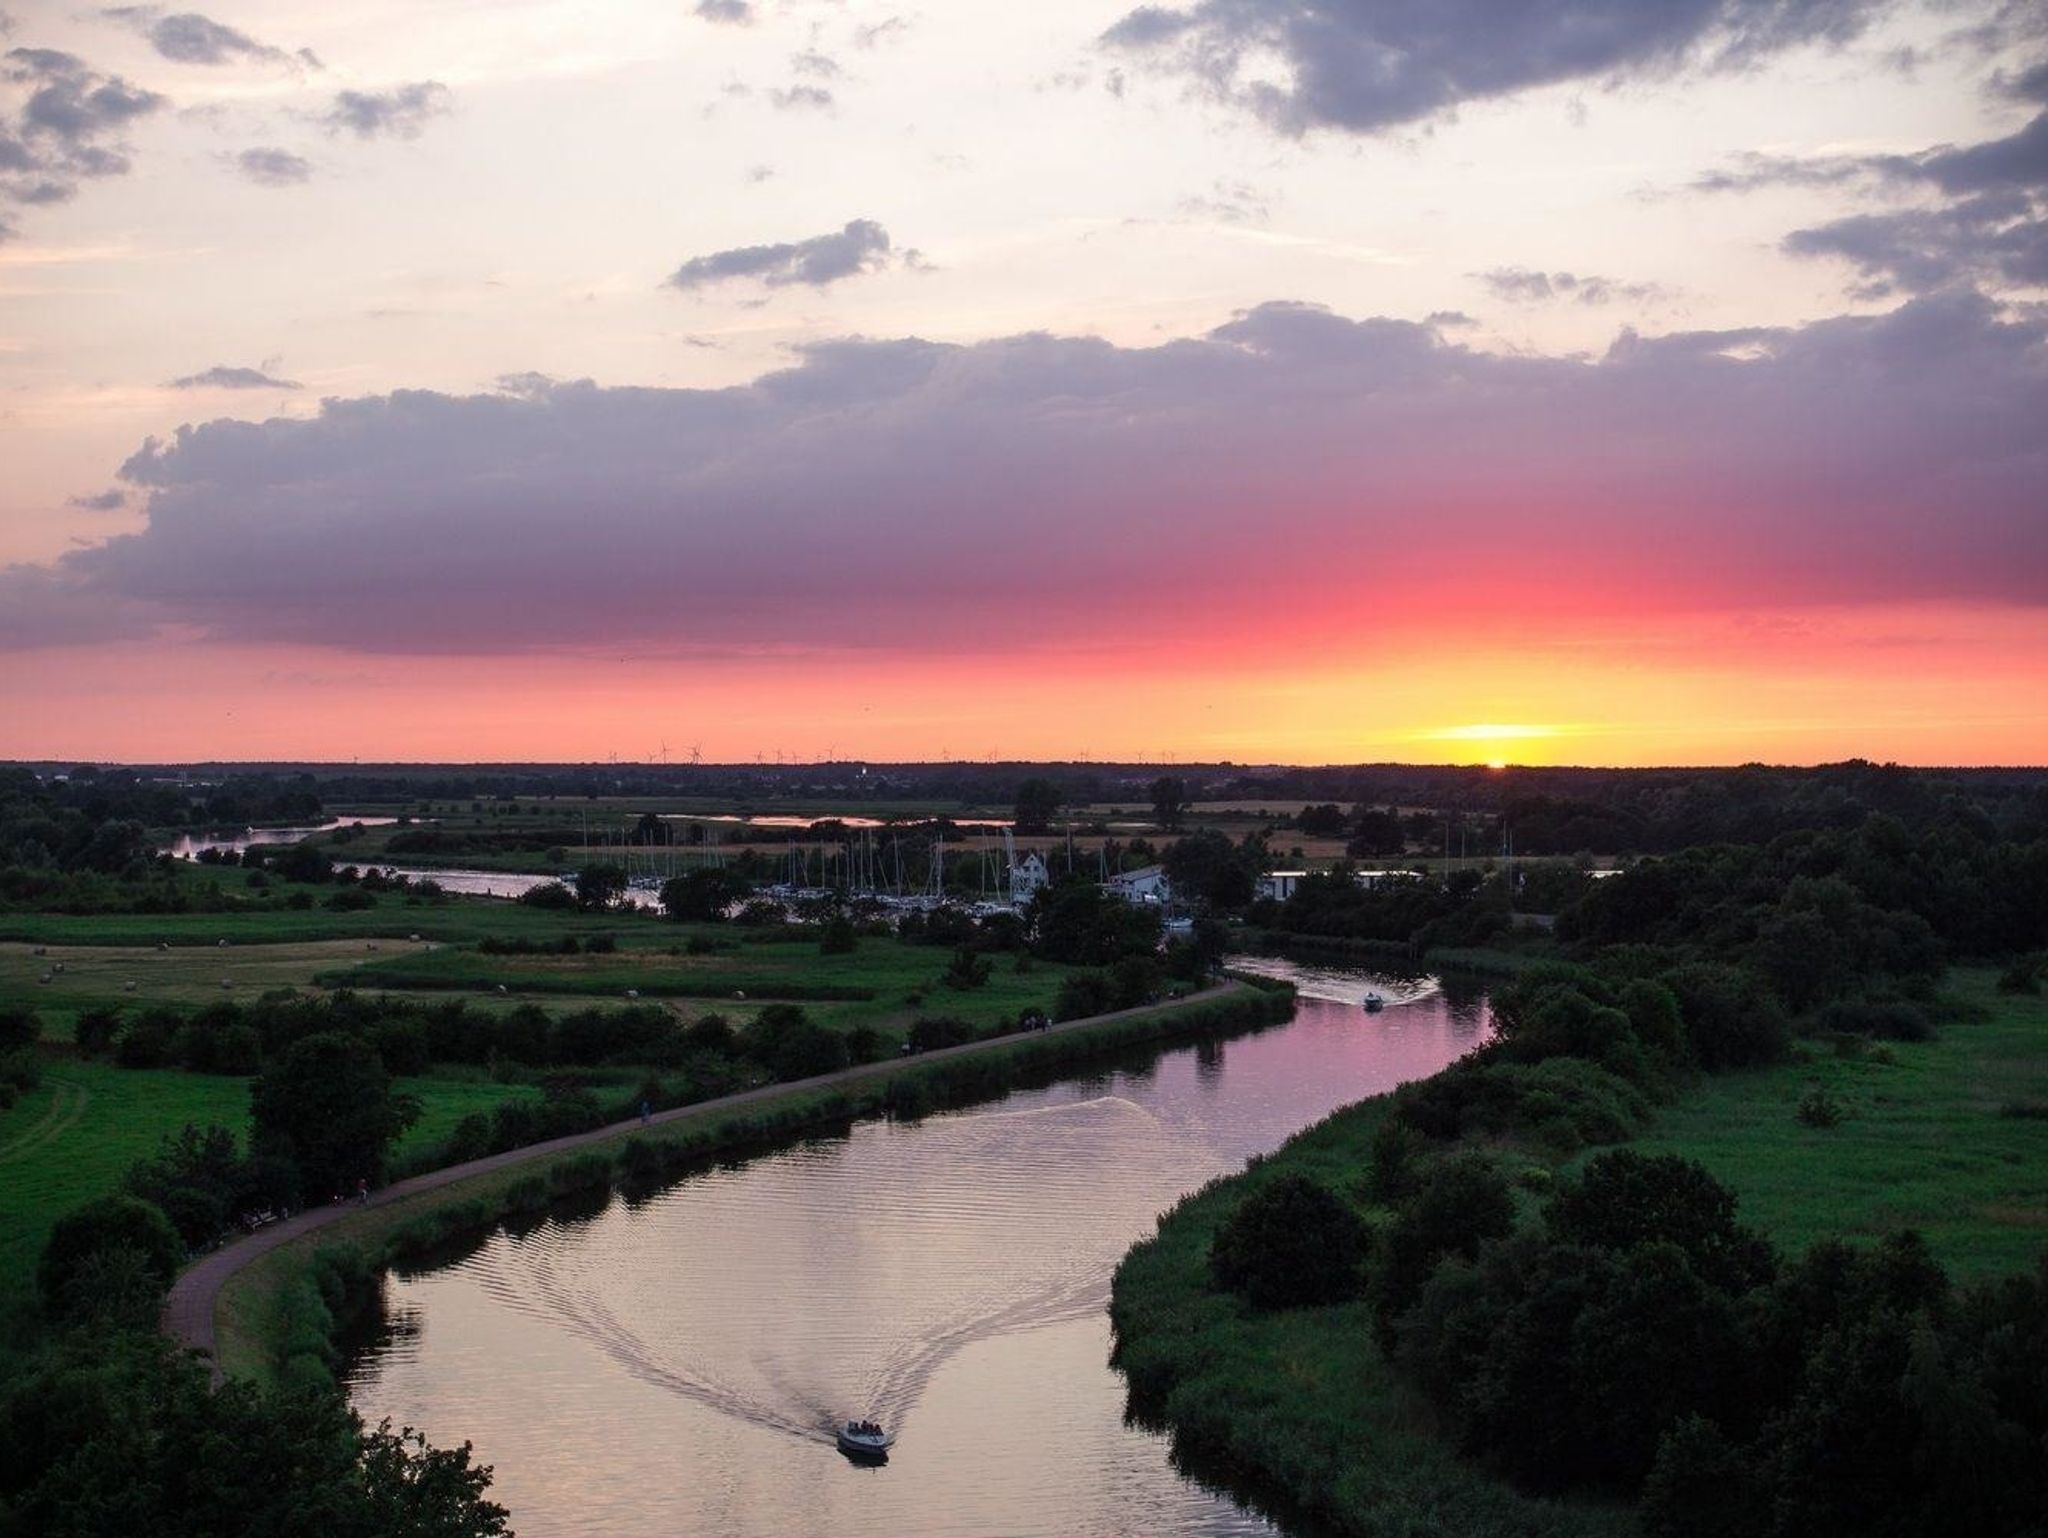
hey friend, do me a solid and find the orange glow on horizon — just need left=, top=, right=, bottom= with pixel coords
left=2, top=598, right=2042, bottom=767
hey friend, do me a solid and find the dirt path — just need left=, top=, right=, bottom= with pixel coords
left=163, top=981, right=1247, bottom=1371
left=0, top=1076, right=91, bottom=1164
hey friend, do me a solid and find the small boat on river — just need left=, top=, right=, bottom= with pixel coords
left=1362, top=992, right=1386, bottom=1012
left=836, top=1420, right=895, bottom=1460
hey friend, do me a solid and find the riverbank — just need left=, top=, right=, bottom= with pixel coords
left=1107, top=967, right=2048, bottom=1537
left=1111, top=1092, right=1637, bottom=1538
left=174, top=978, right=1295, bottom=1384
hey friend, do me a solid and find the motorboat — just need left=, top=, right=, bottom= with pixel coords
left=836, top=1420, right=895, bottom=1459
left=1362, top=992, right=1386, bottom=1012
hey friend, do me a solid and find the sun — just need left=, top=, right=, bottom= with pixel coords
left=1424, top=723, right=1556, bottom=767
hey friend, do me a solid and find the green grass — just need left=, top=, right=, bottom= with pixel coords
left=1615, top=971, right=2048, bottom=1281
left=326, top=934, right=1080, bottom=1045
left=0, top=1061, right=535, bottom=1336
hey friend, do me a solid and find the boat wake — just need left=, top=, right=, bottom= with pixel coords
left=445, top=1095, right=1216, bottom=1446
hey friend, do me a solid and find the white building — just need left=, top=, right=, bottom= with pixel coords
left=1256, top=870, right=1308, bottom=903
left=1106, top=864, right=1172, bottom=904
left=1008, top=851, right=1050, bottom=905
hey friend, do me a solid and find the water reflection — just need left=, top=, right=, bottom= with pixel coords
left=347, top=957, right=1490, bottom=1538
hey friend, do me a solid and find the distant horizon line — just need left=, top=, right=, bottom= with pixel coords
left=7, top=757, right=2046, bottom=776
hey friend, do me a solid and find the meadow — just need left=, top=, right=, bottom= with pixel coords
left=1617, top=970, right=2048, bottom=1280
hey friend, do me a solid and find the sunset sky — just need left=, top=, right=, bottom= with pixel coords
left=2, top=0, right=2044, bottom=765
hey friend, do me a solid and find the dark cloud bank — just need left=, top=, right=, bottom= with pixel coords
left=1102, top=0, right=1889, bottom=134
left=3, top=293, right=2041, bottom=654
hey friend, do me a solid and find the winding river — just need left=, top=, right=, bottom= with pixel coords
left=345, top=958, right=1493, bottom=1537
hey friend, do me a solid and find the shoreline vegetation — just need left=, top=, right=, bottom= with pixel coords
left=187, top=977, right=1296, bottom=1387
left=1108, top=968, right=2048, bottom=1538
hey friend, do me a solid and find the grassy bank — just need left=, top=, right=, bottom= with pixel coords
left=1112, top=1095, right=1636, bottom=1538
left=1108, top=968, right=2048, bottom=1537
left=206, top=981, right=1297, bottom=1385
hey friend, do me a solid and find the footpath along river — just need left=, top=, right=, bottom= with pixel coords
left=345, top=956, right=1494, bottom=1538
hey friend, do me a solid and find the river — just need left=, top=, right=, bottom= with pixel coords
left=345, top=958, right=1492, bottom=1537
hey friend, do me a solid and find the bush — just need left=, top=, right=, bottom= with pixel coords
left=1663, top=962, right=1789, bottom=1070
left=38, top=1195, right=183, bottom=1322
left=942, top=946, right=991, bottom=989
left=517, top=880, right=577, bottom=910
left=1053, top=970, right=1115, bottom=1022
left=744, top=1004, right=847, bottom=1081
left=116, top=1007, right=183, bottom=1068
left=73, top=1005, right=123, bottom=1055
left=1796, top=1084, right=1845, bottom=1128
left=0, top=1004, right=39, bottom=1051
left=1371, top=1155, right=1516, bottom=1343
left=1813, top=999, right=1933, bottom=1042
left=1546, top=1150, right=1774, bottom=1294
left=1209, top=1173, right=1368, bottom=1310
left=906, top=1015, right=975, bottom=1052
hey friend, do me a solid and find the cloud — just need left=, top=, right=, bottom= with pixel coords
left=769, top=83, right=833, bottom=110
left=853, top=16, right=911, bottom=49
left=1101, top=0, right=1889, bottom=135
left=5, top=292, right=2042, bottom=656
left=1481, top=267, right=1664, bottom=304
left=322, top=82, right=450, bottom=140
left=1176, top=178, right=1270, bottom=224
left=0, top=47, right=165, bottom=226
left=1777, top=110, right=2048, bottom=295
left=695, top=0, right=753, bottom=23
left=69, top=488, right=126, bottom=511
left=101, top=8, right=307, bottom=68
left=167, top=364, right=302, bottom=389
left=790, top=50, right=840, bottom=80
left=665, top=219, right=895, bottom=290
left=232, top=145, right=311, bottom=185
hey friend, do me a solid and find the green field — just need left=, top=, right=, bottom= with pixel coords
left=0, top=1062, right=535, bottom=1339
left=329, top=933, right=1079, bottom=1040
left=1615, top=971, right=2048, bottom=1280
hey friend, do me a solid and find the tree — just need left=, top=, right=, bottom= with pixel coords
left=743, top=1005, right=848, bottom=1081
left=1295, top=803, right=1348, bottom=837
left=1163, top=828, right=1259, bottom=911
left=1013, top=777, right=1063, bottom=835
left=1148, top=775, right=1191, bottom=831
left=0, top=1004, right=39, bottom=1051
left=251, top=1032, right=418, bottom=1199
left=1210, top=1173, right=1368, bottom=1310
left=1371, top=1155, right=1516, bottom=1341
left=658, top=866, right=753, bottom=922
left=1028, top=876, right=1163, bottom=965
left=1545, top=1149, right=1774, bottom=1294
left=38, top=1195, right=182, bottom=1323
left=571, top=862, right=628, bottom=911
left=1347, top=805, right=1406, bottom=858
